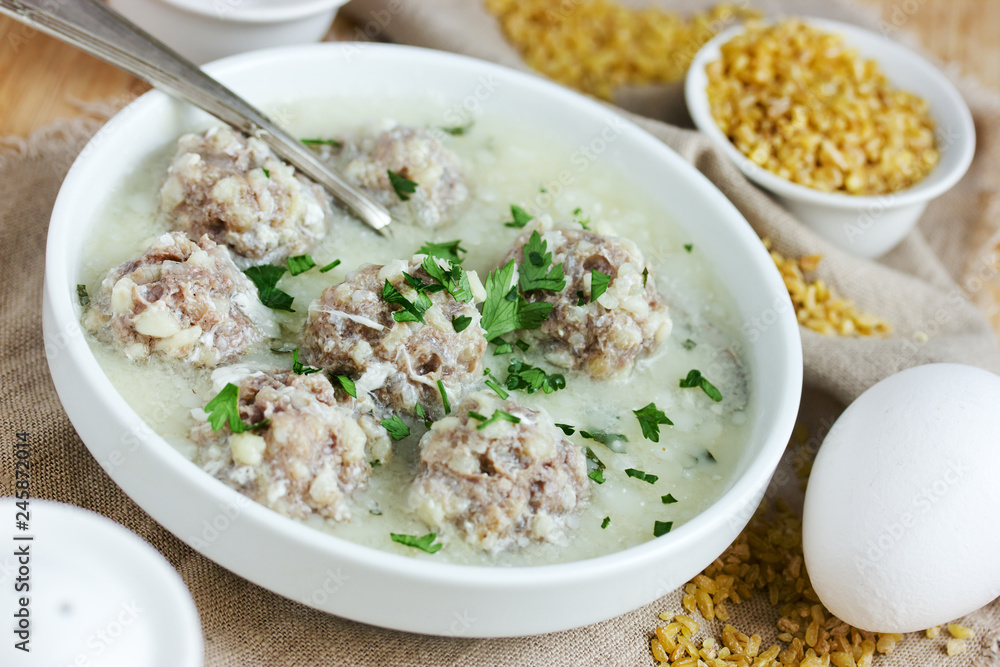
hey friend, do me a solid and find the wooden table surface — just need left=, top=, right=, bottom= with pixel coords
left=0, top=1, right=997, bottom=137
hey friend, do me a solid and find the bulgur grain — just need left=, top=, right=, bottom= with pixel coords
left=484, top=0, right=756, bottom=99
left=706, top=20, right=939, bottom=195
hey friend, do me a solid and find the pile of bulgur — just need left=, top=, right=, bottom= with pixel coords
left=764, top=239, right=891, bottom=338
left=706, top=20, right=939, bottom=195
left=484, top=0, right=756, bottom=99
left=650, top=498, right=976, bottom=666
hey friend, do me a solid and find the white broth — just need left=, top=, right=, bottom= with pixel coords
left=80, top=97, right=750, bottom=566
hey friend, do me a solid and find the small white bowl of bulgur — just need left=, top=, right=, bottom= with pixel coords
left=685, top=18, right=975, bottom=258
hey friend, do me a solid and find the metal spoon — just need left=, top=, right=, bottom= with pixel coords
left=0, top=0, right=393, bottom=235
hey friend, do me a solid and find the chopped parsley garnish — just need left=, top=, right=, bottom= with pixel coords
left=244, top=265, right=294, bottom=312
left=332, top=374, right=357, bottom=398
left=682, top=339, right=697, bottom=350
left=590, top=270, right=610, bottom=302
left=572, top=208, right=591, bottom=229
left=440, top=122, right=473, bottom=136
left=633, top=402, right=673, bottom=443
left=437, top=380, right=451, bottom=414
left=653, top=521, right=673, bottom=537
left=390, top=532, right=442, bottom=554
left=585, top=447, right=606, bottom=484
left=661, top=493, right=678, bottom=504
left=300, top=137, right=341, bottom=147
left=555, top=423, right=576, bottom=436
left=515, top=339, right=530, bottom=352
left=381, top=415, right=410, bottom=441
left=421, top=256, right=473, bottom=302
left=519, top=231, right=566, bottom=293
left=480, top=259, right=553, bottom=340
left=642, top=267, right=649, bottom=288
left=291, top=349, right=321, bottom=375
left=76, top=284, right=90, bottom=306
left=684, top=243, right=693, bottom=253
left=205, top=383, right=267, bottom=433
left=452, top=315, right=472, bottom=332
left=493, top=341, right=514, bottom=355
left=505, top=358, right=566, bottom=395
left=468, top=409, right=520, bottom=430
left=261, top=167, right=270, bottom=179
left=576, top=290, right=586, bottom=307
left=601, top=516, right=611, bottom=529
left=370, top=460, right=382, bottom=468
left=417, top=239, right=466, bottom=264
left=319, top=259, right=341, bottom=273
left=286, top=254, right=316, bottom=276
left=580, top=430, right=628, bottom=447
left=387, top=169, right=418, bottom=201
left=414, top=403, right=432, bottom=429
left=573, top=207, right=582, bottom=216
left=679, top=369, right=723, bottom=402
left=504, top=204, right=533, bottom=229
left=625, top=468, right=658, bottom=484
left=381, top=279, right=432, bottom=324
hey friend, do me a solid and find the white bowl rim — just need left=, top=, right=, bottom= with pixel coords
left=44, top=41, right=802, bottom=615
left=684, top=16, right=976, bottom=210
left=153, top=0, right=348, bottom=23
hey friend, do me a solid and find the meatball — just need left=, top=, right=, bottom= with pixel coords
left=160, top=126, right=329, bottom=263
left=337, top=123, right=468, bottom=228
left=82, top=232, right=272, bottom=367
left=191, top=369, right=390, bottom=521
left=303, top=257, right=487, bottom=419
left=504, top=224, right=672, bottom=379
left=409, top=391, right=589, bottom=552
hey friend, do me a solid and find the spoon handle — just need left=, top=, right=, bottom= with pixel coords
left=0, top=0, right=392, bottom=234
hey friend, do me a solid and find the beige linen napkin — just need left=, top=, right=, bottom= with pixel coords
left=2, top=0, right=1000, bottom=664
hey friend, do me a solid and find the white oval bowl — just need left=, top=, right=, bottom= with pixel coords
left=685, top=18, right=976, bottom=258
left=108, top=0, right=348, bottom=65
left=43, top=43, right=802, bottom=637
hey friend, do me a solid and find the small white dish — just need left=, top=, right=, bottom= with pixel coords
left=0, top=499, right=202, bottom=666
left=108, top=0, right=348, bottom=65
left=685, top=18, right=976, bottom=258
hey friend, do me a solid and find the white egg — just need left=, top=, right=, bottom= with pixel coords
left=802, top=363, right=1000, bottom=633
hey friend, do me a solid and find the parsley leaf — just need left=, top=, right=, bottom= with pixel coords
left=682, top=339, right=697, bottom=350
left=440, top=122, right=473, bottom=136
left=332, top=374, right=357, bottom=398
left=653, top=521, right=673, bottom=537
left=244, top=265, right=294, bottom=312
left=437, top=380, right=451, bottom=414
left=585, top=447, right=606, bottom=484
left=421, top=256, right=473, bottom=302
left=601, top=516, right=611, bottom=529
left=590, top=270, right=610, bottom=302
left=661, top=493, right=678, bottom=504
left=505, top=358, right=566, bottom=395
left=77, top=284, right=90, bottom=306
left=625, top=468, right=659, bottom=484
left=261, top=167, right=270, bottom=179
left=204, top=383, right=267, bottom=433
left=555, top=423, right=576, bottom=436
left=576, top=290, right=586, bottom=307
left=414, top=403, right=432, bottom=428
left=679, top=370, right=723, bottom=402
left=633, top=402, right=673, bottom=443
left=418, top=239, right=466, bottom=264
left=642, top=267, right=649, bottom=288
left=301, top=137, right=341, bottom=147
left=519, top=231, right=566, bottom=293
left=319, top=259, right=341, bottom=273
left=452, top=315, right=472, bottom=332
left=684, top=243, right=694, bottom=253
left=390, top=532, right=442, bottom=554
left=387, top=169, right=418, bottom=201
left=291, top=349, right=321, bottom=375
left=480, top=259, right=554, bottom=340
left=589, top=469, right=606, bottom=484
left=381, top=279, right=431, bottom=324
left=381, top=415, right=410, bottom=440
left=504, top=204, right=534, bottom=229
left=580, top=430, right=628, bottom=447
left=286, top=254, right=316, bottom=276
left=493, top=341, right=514, bottom=355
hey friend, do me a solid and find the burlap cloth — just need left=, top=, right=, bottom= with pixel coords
left=2, top=0, right=1000, bottom=664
